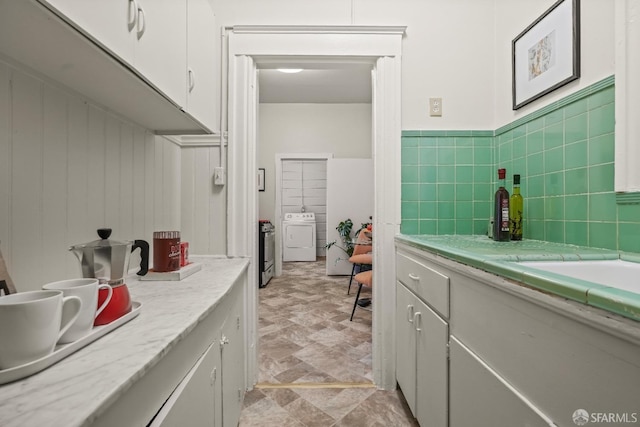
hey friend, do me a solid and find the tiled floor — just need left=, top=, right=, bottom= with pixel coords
left=238, top=259, right=418, bottom=426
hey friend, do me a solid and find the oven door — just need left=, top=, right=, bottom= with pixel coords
left=263, top=230, right=275, bottom=268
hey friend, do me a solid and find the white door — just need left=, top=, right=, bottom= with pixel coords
left=326, top=158, right=373, bottom=275
left=280, top=159, right=326, bottom=256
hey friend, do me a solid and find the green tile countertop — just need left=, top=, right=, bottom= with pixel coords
left=396, top=234, right=640, bottom=322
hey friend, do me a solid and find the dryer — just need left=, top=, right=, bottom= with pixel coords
left=282, top=212, right=317, bottom=262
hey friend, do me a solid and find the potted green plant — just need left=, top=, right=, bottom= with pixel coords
left=325, top=217, right=372, bottom=260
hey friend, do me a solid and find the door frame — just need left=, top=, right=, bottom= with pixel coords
left=227, top=26, right=404, bottom=390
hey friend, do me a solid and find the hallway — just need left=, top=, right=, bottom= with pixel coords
left=238, top=260, right=418, bottom=426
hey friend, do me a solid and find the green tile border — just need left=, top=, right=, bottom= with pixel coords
left=401, top=130, right=494, bottom=137
left=495, top=75, right=615, bottom=136
left=402, top=76, right=615, bottom=140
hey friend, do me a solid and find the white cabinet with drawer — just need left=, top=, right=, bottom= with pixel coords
left=396, top=248, right=449, bottom=427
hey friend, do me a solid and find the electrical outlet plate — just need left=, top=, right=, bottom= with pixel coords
left=429, top=97, right=442, bottom=117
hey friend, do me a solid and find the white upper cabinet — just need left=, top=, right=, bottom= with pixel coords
left=0, top=1, right=212, bottom=133
left=39, top=0, right=136, bottom=65
left=186, top=0, right=217, bottom=130
left=40, top=0, right=187, bottom=109
left=134, top=0, right=187, bottom=108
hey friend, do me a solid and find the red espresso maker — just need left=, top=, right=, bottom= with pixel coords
left=69, top=228, right=149, bottom=325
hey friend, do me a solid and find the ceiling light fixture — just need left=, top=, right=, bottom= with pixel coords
left=277, top=68, right=303, bottom=73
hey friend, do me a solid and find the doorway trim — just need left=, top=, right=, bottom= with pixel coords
left=227, top=26, right=404, bottom=390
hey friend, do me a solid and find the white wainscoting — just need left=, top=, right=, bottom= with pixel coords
left=0, top=62, right=182, bottom=291
left=180, top=145, right=227, bottom=255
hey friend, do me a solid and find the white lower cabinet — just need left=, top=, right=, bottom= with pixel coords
left=150, top=342, right=220, bottom=427
left=149, top=279, right=244, bottom=427
left=396, top=282, right=448, bottom=427
left=448, top=337, right=552, bottom=427
left=221, top=284, right=245, bottom=427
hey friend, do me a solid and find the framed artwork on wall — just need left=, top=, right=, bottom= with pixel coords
left=258, top=168, right=265, bottom=192
left=512, top=0, right=580, bottom=110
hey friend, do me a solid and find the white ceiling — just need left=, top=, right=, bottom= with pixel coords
left=258, top=62, right=372, bottom=104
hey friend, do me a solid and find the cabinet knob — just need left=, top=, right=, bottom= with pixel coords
left=408, top=273, right=420, bottom=281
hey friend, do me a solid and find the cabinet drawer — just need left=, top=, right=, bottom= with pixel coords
left=397, top=252, right=449, bottom=318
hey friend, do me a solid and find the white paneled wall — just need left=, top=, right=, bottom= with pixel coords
left=280, top=159, right=327, bottom=256
left=0, top=62, right=181, bottom=291
left=180, top=145, right=227, bottom=255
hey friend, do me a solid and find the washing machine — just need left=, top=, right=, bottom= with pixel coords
left=282, top=212, right=317, bottom=262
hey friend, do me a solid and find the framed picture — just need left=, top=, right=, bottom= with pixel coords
left=258, top=168, right=265, bottom=192
left=512, top=0, right=580, bottom=110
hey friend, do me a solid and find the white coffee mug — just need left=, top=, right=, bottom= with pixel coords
left=43, top=278, right=113, bottom=344
left=0, top=290, right=82, bottom=369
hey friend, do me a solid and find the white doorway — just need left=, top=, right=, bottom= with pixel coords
left=226, top=26, right=404, bottom=391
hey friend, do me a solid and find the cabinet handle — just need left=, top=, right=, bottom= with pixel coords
left=210, top=367, right=217, bottom=385
left=188, top=68, right=196, bottom=92
left=406, top=304, right=414, bottom=323
left=136, top=5, right=146, bottom=38
left=408, top=273, right=420, bottom=281
left=414, top=312, right=422, bottom=332
left=128, top=0, right=138, bottom=30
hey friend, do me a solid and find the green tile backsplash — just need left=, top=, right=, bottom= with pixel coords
left=401, top=76, right=640, bottom=254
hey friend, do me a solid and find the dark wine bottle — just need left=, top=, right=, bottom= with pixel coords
left=493, top=168, right=510, bottom=241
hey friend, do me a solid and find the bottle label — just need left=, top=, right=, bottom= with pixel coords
left=500, top=200, right=509, bottom=231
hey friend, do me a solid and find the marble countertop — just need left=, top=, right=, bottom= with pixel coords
left=0, top=256, right=250, bottom=427
left=396, top=235, right=640, bottom=322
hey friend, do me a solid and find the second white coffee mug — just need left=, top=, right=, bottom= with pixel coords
left=0, top=290, right=82, bottom=369
left=43, top=278, right=113, bottom=343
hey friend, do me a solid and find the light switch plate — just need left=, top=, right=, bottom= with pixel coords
left=213, top=167, right=225, bottom=185
left=429, top=97, right=442, bottom=117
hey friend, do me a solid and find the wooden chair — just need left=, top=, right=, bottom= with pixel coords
left=347, top=229, right=372, bottom=295
left=350, top=269, right=372, bottom=321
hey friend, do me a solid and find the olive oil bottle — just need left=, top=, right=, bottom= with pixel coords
left=492, top=168, right=510, bottom=241
left=510, top=174, right=523, bottom=240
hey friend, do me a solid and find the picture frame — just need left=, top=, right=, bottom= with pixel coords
left=258, top=168, right=265, bottom=192
left=512, top=0, right=580, bottom=110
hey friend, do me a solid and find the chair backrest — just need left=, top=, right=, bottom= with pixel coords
left=352, top=229, right=372, bottom=256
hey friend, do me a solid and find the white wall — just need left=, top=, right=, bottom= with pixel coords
left=180, top=144, right=227, bottom=255
left=257, top=103, right=372, bottom=223
left=493, top=0, right=615, bottom=127
left=0, top=62, right=182, bottom=292
left=213, top=0, right=497, bottom=130
left=214, top=0, right=616, bottom=131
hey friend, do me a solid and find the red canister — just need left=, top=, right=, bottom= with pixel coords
left=180, top=242, right=189, bottom=267
left=153, top=231, right=181, bottom=272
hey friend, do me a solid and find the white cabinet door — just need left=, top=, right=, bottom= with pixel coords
left=134, top=0, right=187, bottom=107
left=414, top=298, right=448, bottom=427
left=39, top=0, right=136, bottom=64
left=186, top=0, right=216, bottom=130
left=38, top=0, right=187, bottom=108
left=150, top=342, right=220, bottom=427
left=221, top=286, right=245, bottom=427
left=449, top=337, right=554, bottom=427
left=395, top=282, right=417, bottom=415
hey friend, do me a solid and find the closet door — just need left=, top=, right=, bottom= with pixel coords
left=280, top=159, right=327, bottom=256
